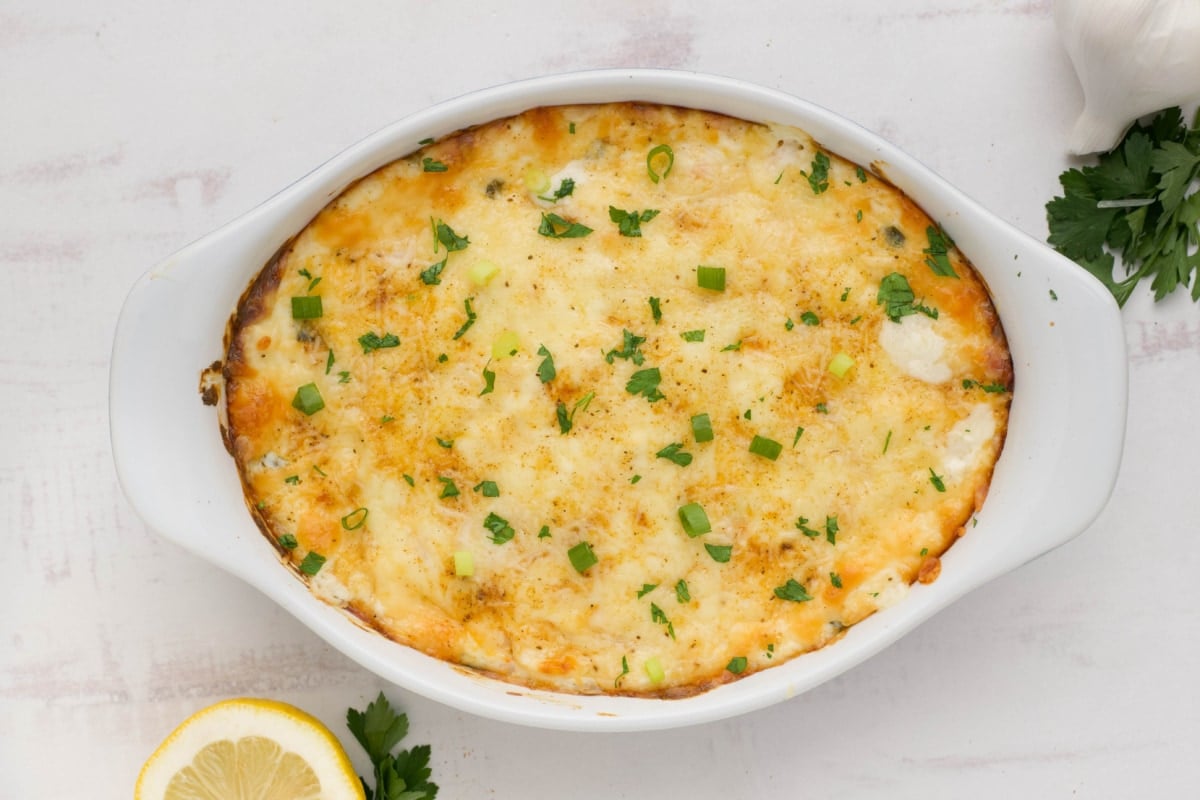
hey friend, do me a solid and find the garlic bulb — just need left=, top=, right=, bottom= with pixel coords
left=1054, top=0, right=1200, bottom=155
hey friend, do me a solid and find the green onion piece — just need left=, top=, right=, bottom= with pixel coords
left=468, top=260, right=500, bottom=286
left=437, top=476, right=459, bottom=498
left=828, top=352, right=855, bottom=378
left=299, top=551, right=326, bottom=575
left=291, top=296, right=323, bottom=319
left=402, top=473, right=414, bottom=486
left=792, top=427, right=804, bottom=447
left=325, top=349, right=334, bottom=374
left=691, top=413, right=714, bottom=442
left=726, top=656, right=748, bottom=674
left=696, top=265, right=726, bottom=292
left=567, top=541, right=598, bottom=574
left=284, top=475, right=300, bottom=485
left=452, top=297, right=477, bottom=339
left=704, top=543, right=732, bottom=563
left=454, top=550, right=474, bottom=577
left=644, top=656, right=665, bottom=684
left=647, top=144, right=674, bottom=183
left=473, top=480, right=499, bottom=497
left=678, top=502, right=711, bottom=537
left=341, top=507, right=369, bottom=530
left=291, top=383, right=324, bottom=415
left=523, top=167, right=550, bottom=194
left=492, top=330, right=520, bottom=359
left=749, top=435, right=783, bottom=461
left=277, top=534, right=298, bottom=550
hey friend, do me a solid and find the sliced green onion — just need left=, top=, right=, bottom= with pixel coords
left=492, top=330, right=520, bottom=359
left=704, top=543, right=732, bottom=563
left=291, top=383, right=324, bottom=416
left=680, top=329, right=705, bottom=342
left=341, top=507, right=369, bottom=530
left=454, top=550, right=475, bottom=577
left=749, top=435, right=783, bottom=461
left=567, top=541, right=598, bottom=573
left=691, top=413, right=714, bottom=442
left=291, top=296, right=323, bottom=319
left=299, top=551, right=326, bottom=576
left=726, top=656, right=748, bottom=674
left=644, top=656, right=665, bottom=684
left=277, top=533, right=298, bottom=550
left=468, top=260, right=500, bottom=286
left=646, top=144, right=674, bottom=183
left=678, top=502, right=711, bottom=537
left=828, top=352, right=855, bottom=378
left=696, top=265, right=726, bottom=292
left=523, top=167, right=550, bottom=194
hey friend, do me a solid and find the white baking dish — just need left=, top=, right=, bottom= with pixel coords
left=110, top=69, right=1126, bottom=731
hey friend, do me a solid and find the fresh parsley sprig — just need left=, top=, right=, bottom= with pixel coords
left=346, top=692, right=438, bottom=800
left=1046, top=106, right=1200, bottom=306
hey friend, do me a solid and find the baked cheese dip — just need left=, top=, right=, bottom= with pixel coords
left=220, top=103, right=1012, bottom=696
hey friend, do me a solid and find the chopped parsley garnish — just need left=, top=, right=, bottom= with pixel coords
left=421, top=157, right=448, bottom=173
left=677, top=502, right=711, bottom=537
left=538, top=525, right=551, bottom=539
left=815, top=402, right=828, bottom=414
left=825, top=515, right=839, bottom=545
left=876, top=273, right=938, bottom=323
left=536, top=344, right=556, bottom=383
left=649, top=296, right=662, bottom=323
left=830, top=572, right=843, bottom=588
left=856, top=166, right=868, bottom=183
left=567, top=541, right=598, bottom=573
left=479, top=363, right=495, bottom=396
left=555, top=391, right=594, bottom=434
left=675, top=579, right=691, bottom=603
left=419, top=259, right=446, bottom=285
left=704, top=543, right=732, bottom=563
left=325, top=349, right=335, bottom=375
left=418, top=137, right=434, bottom=145
left=691, top=413, right=714, bottom=442
left=538, top=212, right=593, bottom=238
left=435, top=437, right=454, bottom=449
left=785, top=317, right=795, bottom=331
left=923, top=225, right=959, bottom=278
left=338, top=371, right=351, bottom=384
left=358, top=331, right=401, bottom=353
left=278, top=534, right=298, bottom=550
left=680, top=329, right=706, bottom=342
left=284, top=475, right=300, bottom=485
left=433, top=219, right=469, bottom=252
left=615, top=655, right=630, bottom=688
left=299, top=551, right=326, bottom=575
left=630, top=474, right=642, bottom=484
left=792, top=426, right=804, bottom=447
left=795, top=517, right=820, bottom=538
left=625, top=367, right=665, bottom=402
left=452, top=298, right=477, bottom=339
left=473, top=480, right=499, bottom=497
left=962, top=379, right=1009, bottom=393
left=774, top=578, right=812, bottom=603
left=647, top=144, right=674, bottom=183
left=291, top=295, right=323, bottom=319
left=402, top=473, right=414, bottom=486
left=437, top=353, right=448, bottom=363
left=929, top=468, right=947, bottom=492
left=609, top=206, right=660, bottom=237
left=538, top=177, right=575, bottom=202
left=655, top=442, right=693, bottom=466
left=636, top=583, right=658, bottom=598
left=650, top=603, right=676, bottom=639
left=341, top=507, right=369, bottom=531
left=291, top=383, right=324, bottom=416
left=381, top=415, right=395, bottom=424
left=840, top=287, right=851, bottom=301
left=803, top=151, right=831, bottom=194
left=748, top=435, right=783, bottom=461
left=800, top=311, right=819, bottom=326
left=1046, top=107, right=1200, bottom=306
left=883, top=430, right=893, bottom=454
left=483, top=512, right=515, bottom=544
left=726, top=656, right=748, bottom=674
left=721, top=340, right=743, bottom=352
left=696, top=265, right=726, bottom=292
left=604, top=329, right=647, bottom=365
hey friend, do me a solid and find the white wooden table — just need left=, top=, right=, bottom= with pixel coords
left=4, top=1, right=1198, bottom=796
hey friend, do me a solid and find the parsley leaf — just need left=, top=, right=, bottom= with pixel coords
left=419, top=259, right=446, bottom=285
left=483, top=512, right=515, bottom=544
left=923, top=225, right=959, bottom=278
left=803, top=151, right=831, bottom=194
left=538, top=212, right=593, bottom=238
left=774, top=578, right=813, bottom=603
left=609, top=206, right=660, bottom=237
left=536, top=344, right=556, bottom=383
left=538, top=177, right=575, bottom=202
left=605, top=329, right=647, bottom=365
left=625, top=367, right=665, bottom=402
left=422, top=157, right=448, bottom=173
left=655, top=442, right=693, bottom=466
left=876, top=273, right=938, bottom=323
left=346, top=692, right=439, bottom=800
left=359, top=331, right=401, bottom=353
left=1046, top=106, right=1200, bottom=305
left=433, top=220, right=469, bottom=252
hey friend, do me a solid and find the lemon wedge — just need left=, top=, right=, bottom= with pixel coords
left=135, top=697, right=365, bottom=800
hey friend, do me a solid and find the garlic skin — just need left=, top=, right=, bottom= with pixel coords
left=1054, top=0, right=1200, bottom=155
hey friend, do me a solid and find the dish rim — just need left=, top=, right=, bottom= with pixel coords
left=110, top=67, right=1127, bottom=731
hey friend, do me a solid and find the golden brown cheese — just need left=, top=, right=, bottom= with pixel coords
left=222, top=103, right=1012, bottom=696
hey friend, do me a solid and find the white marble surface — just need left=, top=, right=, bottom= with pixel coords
left=3, top=1, right=1198, bottom=796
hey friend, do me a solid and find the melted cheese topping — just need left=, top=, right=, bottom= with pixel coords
left=222, top=104, right=1012, bottom=696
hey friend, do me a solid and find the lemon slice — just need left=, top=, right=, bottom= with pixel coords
left=135, top=697, right=365, bottom=800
